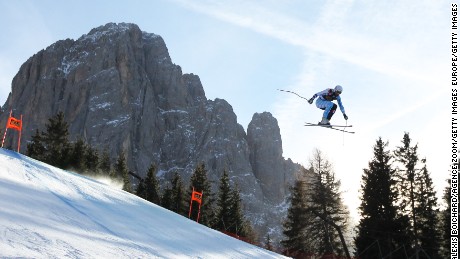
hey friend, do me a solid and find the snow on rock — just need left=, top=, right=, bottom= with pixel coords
left=0, top=149, right=287, bottom=258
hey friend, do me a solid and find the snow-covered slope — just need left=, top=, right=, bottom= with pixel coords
left=0, top=149, right=287, bottom=258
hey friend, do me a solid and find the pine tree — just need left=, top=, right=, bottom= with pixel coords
left=265, top=233, right=273, bottom=252
left=415, top=159, right=440, bottom=258
left=42, top=112, right=71, bottom=168
left=188, top=163, right=215, bottom=226
left=440, top=179, right=451, bottom=258
left=168, top=172, right=187, bottom=216
left=67, top=138, right=86, bottom=172
left=136, top=179, right=146, bottom=199
left=394, top=132, right=420, bottom=254
left=114, top=151, right=131, bottom=192
left=84, top=145, right=99, bottom=174
left=355, top=138, right=401, bottom=258
left=394, top=132, right=440, bottom=257
left=99, top=148, right=111, bottom=176
left=306, top=149, right=349, bottom=257
left=143, top=163, right=161, bottom=205
left=161, top=187, right=174, bottom=211
left=214, top=170, right=233, bottom=233
left=228, top=184, right=246, bottom=236
left=281, top=176, right=313, bottom=256
left=26, top=129, right=45, bottom=161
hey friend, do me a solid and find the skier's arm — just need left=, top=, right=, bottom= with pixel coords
left=337, top=96, right=345, bottom=113
left=308, top=89, right=329, bottom=104
left=337, top=96, right=348, bottom=120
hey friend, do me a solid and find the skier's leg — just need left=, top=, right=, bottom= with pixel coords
left=327, top=103, right=337, bottom=120
left=316, top=99, right=333, bottom=125
left=316, top=100, right=334, bottom=119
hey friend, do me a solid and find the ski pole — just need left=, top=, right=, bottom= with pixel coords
left=277, top=89, right=310, bottom=102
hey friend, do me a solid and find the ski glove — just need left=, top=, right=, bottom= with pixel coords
left=343, top=114, right=348, bottom=120
left=308, top=98, right=314, bottom=104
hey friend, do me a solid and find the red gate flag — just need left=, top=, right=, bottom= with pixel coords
left=188, top=187, right=203, bottom=222
left=191, top=189, right=203, bottom=205
left=7, top=116, right=22, bottom=131
left=2, top=110, right=23, bottom=152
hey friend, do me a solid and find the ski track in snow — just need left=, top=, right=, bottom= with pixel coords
left=0, top=149, right=286, bottom=258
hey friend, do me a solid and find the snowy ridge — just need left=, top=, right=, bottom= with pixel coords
left=80, top=23, right=136, bottom=43
left=0, top=149, right=286, bottom=258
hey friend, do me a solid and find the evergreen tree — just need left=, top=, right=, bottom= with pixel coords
left=136, top=179, right=146, bottom=199
left=188, top=163, right=214, bottom=226
left=142, top=163, right=161, bottom=205
left=26, top=129, right=45, bottom=161
left=242, top=222, right=257, bottom=244
left=161, top=186, right=174, bottom=211
left=214, top=170, right=233, bottom=233
left=265, top=233, right=273, bottom=252
left=42, top=112, right=71, bottom=168
left=281, top=177, right=313, bottom=256
left=67, top=138, right=86, bottom=172
left=355, top=138, right=402, bottom=258
left=440, top=179, right=451, bottom=258
left=114, top=151, right=131, bottom=192
left=394, top=132, right=420, bottom=254
left=306, top=149, right=349, bottom=257
left=415, top=159, right=440, bottom=258
left=228, top=184, right=246, bottom=236
left=99, top=148, right=111, bottom=176
left=166, top=172, right=187, bottom=216
left=84, top=145, right=99, bottom=174
left=394, top=132, right=440, bottom=257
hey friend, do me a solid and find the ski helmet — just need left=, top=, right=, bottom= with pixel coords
left=334, top=85, right=343, bottom=93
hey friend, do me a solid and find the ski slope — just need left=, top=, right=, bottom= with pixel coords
left=0, top=149, right=287, bottom=258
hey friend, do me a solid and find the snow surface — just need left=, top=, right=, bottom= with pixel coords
left=0, top=149, right=287, bottom=258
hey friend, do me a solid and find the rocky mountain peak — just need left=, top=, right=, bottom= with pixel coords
left=1, top=23, right=302, bottom=244
left=248, top=112, right=283, bottom=153
left=247, top=112, right=288, bottom=202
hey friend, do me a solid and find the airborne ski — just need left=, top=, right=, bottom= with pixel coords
left=304, top=122, right=355, bottom=134
left=304, top=122, right=353, bottom=128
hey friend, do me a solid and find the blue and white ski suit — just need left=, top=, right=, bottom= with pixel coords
left=311, top=88, right=346, bottom=120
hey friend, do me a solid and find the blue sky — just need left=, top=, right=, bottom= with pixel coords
left=0, top=0, right=452, bottom=221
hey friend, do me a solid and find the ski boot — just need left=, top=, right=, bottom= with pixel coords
left=318, top=117, right=331, bottom=127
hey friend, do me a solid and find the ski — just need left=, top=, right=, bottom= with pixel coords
left=304, top=122, right=353, bottom=128
left=325, top=126, right=355, bottom=134
left=304, top=123, right=355, bottom=134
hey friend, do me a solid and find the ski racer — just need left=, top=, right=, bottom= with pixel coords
left=308, top=85, right=348, bottom=126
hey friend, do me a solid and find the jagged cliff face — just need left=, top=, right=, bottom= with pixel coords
left=248, top=112, right=298, bottom=203
left=1, top=23, right=301, bottom=242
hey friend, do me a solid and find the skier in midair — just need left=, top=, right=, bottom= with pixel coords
left=308, top=85, right=348, bottom=126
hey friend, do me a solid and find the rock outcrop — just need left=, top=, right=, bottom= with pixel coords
left=248, top=112, right=297, bottom=203
left=0, top=23, right=302, bottom=243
